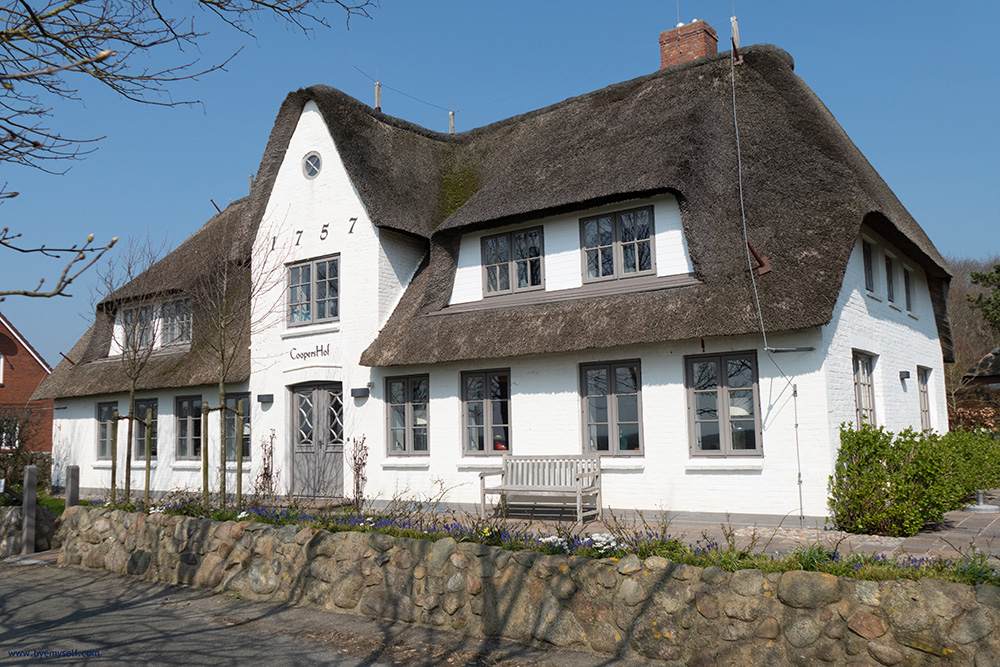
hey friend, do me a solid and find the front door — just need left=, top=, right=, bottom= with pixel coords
left=291, top=382, right=344, bottom=497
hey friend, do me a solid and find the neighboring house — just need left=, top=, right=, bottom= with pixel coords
left=963, top=348, right=1000, bottom=391
left=35, top=21, right=952, bottom=519
left=0, top=311, right=53, bottom=453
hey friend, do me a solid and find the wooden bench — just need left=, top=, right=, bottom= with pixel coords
left=480, top=454, right=602, bottom=523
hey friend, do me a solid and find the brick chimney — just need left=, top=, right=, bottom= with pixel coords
left=659, top=20, right=718, bottom=69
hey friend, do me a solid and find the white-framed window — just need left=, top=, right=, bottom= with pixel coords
left=303, top=151, right=322, bottom=179
left=288, top=255, right=339, bottom=325
left=175, top=396, right=202, bottom=460
left=96, top=402, right=117, bottom=460
left=853, top=352, right=876, bottom=426
left=0, top=354, right=5, bottom=385
left=686, top=352, right=762, bottom=457
left=917, top=367, right=932, bottom=432
left=581, top=360, right=642, bottom=456
left=162, top=298, right=192, bottom=346
left=481, top=229, right=544, bottom=296
left=580, top=206, right=655, bottom=282
left=386, top=375, right=429, bottom=456
left=461, top=369, right=510, bottom=455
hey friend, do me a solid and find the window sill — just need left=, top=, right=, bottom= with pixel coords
left=865, top=292, right=882, bottom=302
left=600, top=459, right=645, bottom=471
left=382, top=459, right=430, bottom=470
left=172, top=461, right=202, bottom=470
left=281, top=323, right=341, bottom=340
left=907, top=312, right=918, bottom=321
left=685, top=459, right=763, bottom=472
left=457, top=462, right=503, bottom=471
left=889, top=303, right=902, bottom=312
left=93, top=461, right=158, bottom=470
left=93, top=461, right=113, bottom=469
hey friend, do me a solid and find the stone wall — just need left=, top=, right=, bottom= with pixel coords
left=58, top=506, right=1000, bottom=665
left=0, top=505, right=59, bottom=558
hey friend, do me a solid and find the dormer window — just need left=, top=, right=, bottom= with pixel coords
left=122, top=305, right=154, bottom=349
left=581, top=206, right=655, bottom=282
left=482, top=228, right=544, bottom=295
left=162, top=298, right=192, bottom=346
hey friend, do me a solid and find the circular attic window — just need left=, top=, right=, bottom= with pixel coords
left=303, top=152, right=322, bottom=179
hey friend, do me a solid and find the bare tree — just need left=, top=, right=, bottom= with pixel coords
left=188, top=201, right=282, bottom=507
left=944, top=253, right=1000, bottom=416
left=94, top=236, right=164, bottom=502
left=2, top=0, right=374, bottom=300
left=0, top=405, right=40, bottom=483
left=1, top=0, right=376, bottom=171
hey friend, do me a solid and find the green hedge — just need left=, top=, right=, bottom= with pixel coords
left=828, top=425, right=1000, bottom=537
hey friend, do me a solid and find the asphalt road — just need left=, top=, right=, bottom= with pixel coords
left=0, top=558, right=650, bottom=666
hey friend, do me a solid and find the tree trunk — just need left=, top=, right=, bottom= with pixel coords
left=219, top=379, right=227, bottom=509
left=124, top=390, right=135, bottom=501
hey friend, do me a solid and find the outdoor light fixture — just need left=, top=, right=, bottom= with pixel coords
left=257, top=394, right=274, bottom=404
left=899, top=371, right=910, bottom=381
left=351, top=388, right=370, bottom=398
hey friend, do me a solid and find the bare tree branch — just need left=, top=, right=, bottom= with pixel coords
left=1, top=0, right=377, bottom=170
left=0, top=226, right=117, bottom=299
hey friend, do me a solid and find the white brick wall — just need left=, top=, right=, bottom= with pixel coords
left=820, top=233, right=948, bottom=452
left=378, top=230, right=427, bottom=326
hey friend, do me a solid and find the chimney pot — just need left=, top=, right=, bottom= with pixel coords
left=659, top=19, right=719, bottom=70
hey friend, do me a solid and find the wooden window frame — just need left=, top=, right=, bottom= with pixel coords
left=885, top=255, right=896, bottom=304
left=904, top=268, right=913, bottom=312
left=122, top=304, right=154, bottom=349
left=96, top=401, right=117, bottom=461
left=461, top=369, right=511, bottom=456
left=917, top=367, right=932, bottom=432
left=481, top=228, right=545, bottom=297
left=580, top=206, right=656, bottom=283
left=580, top=360, right=643, bottom=457
left=133, top=398, right=158, bottom=460
left=287, top=254, right=340, bottom=326
left=385, top=375, right=430, bottom=457
left=175, top=395, right=202, bottom=460
left=225, top=393, right=252, bottom=461
left=686, top=352, right=763, bottom=458
left=862, top=240, right=875, bottom=293
left=161, top=298, right=192, bottom=346
left=853, top=352, right=877, bottom=427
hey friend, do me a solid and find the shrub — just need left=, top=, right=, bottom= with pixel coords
left=829, top=425, right=1000, bottom=536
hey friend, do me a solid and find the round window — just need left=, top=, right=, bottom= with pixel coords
left=303, top=152, right=322, bottom=179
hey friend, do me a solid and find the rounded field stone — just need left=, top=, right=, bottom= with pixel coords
left=778, top=571, right=842, bottom=609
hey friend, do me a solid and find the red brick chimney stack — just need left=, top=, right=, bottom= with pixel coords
left=659, top=20, right=719, bottom=69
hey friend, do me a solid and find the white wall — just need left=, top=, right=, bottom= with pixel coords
left=449, top=195, right=692, bottom=305
left=52, top=383, right=251, bottom=496
left=358, top=331, right=834, bottom=518
left=820, top=233, right=949, bottom=450
left=249, top=100, right=401, bottom=498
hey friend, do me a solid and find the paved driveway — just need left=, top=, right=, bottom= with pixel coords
left=0, top=559, right=649, bottom=667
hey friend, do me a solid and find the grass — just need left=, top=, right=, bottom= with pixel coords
left=85, top=494, right=1000, bottom=589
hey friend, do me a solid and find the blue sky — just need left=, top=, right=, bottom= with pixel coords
left=2, top=0, right=998, bottom=366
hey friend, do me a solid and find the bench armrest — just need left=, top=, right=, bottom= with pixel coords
left=479, top=469, right=504, bottom=479
left=575, top=470, right=600, bottom=482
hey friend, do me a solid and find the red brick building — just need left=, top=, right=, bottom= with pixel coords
left=0, top=311, right=53, bottom=452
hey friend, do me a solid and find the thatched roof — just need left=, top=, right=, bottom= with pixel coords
left=965, top=348, right=1000, bottom=382
left=32, top=199, right=252, bottom=400
left=351, top=45, right=952, bottom=366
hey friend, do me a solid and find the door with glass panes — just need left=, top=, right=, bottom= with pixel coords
left=291, top=383, right=344, bottom=497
